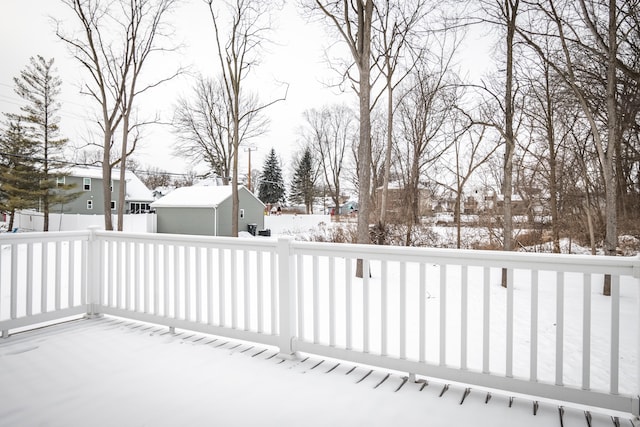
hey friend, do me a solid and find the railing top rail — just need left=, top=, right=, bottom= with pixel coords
left=291, top=240, right=640, bottom=277
left=0, top=230, right=91, bottom=244
left=94, top=230, right=278, bottom=251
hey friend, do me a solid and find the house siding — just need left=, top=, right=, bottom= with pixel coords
left=51, top=175, right=121, bottom=215
left=156, top=207, right=215, bottom=236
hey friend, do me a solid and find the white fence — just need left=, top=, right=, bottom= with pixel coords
left=0, top=229, right=638, bottom=417
left=12, top=210, right=156, bottom=233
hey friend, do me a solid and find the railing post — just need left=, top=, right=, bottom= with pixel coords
left=86, top=226, right=101, bottom=317
left=277, top=236, right=296, bottom=358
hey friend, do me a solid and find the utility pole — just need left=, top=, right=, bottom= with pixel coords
left=244, top=145, right=257, bottom=192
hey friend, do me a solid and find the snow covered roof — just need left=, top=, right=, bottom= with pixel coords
left=63, top=166, right=153, bottom=202
left=125, top=170, right=154, bottom=202
left=150, top=185, right=254, bottom=208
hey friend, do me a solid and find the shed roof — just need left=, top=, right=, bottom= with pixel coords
left=150, top=185, right=261, bottom=208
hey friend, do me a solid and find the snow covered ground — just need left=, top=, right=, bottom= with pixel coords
left=0, top=316, right=629, bottom=427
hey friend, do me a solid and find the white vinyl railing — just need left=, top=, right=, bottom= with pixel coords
left=1, top=229, right=638, bottom=417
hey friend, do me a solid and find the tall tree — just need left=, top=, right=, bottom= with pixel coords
left=8, top=56, right=70, bottom=231
left=311, top=0, right=375, bottom=276
left=56, top=0, right=180, bottom=231
left=302, top=104, right=355, bottom=215
left=0, top=120, right=40, bottom=230
left=206, top=0, right=286, bottom=236
left=372, top=0, right=425, bottom=231
left=173, top=75, right=268, bottom=182
left=258, top=148, right=285, bottom=205
left=290, top=146, right=318, bottom=214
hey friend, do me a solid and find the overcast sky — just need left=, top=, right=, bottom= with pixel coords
left=0, top=0, right=491, bottom=180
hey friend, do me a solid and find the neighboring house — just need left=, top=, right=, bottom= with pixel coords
left=150, top=185, right=265, bottom=237
left=375, top=182, right=432, bottom=217
left=51, top=166, right=153, bottom=215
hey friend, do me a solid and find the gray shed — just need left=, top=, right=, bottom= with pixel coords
left=151, top=185, right=265, bottom=237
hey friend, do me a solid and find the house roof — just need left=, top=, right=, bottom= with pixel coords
left=150, top=185, right=262, bottom=208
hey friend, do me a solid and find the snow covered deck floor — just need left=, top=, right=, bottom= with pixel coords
left=0, top=316, right=630, bottom=427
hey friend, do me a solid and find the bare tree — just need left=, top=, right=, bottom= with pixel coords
left=56, top=0, right=180, bottom=230
left=301, top=104, right=356, bottom=215
left=395, top=60, right=457, bottom=245
left=173, top=75, right=268, bottom=182
left=310, top=0, right=375, bottom=276
left=372, top=0, right=426, bottom=231
left=206, top=0, right=287, bottom=237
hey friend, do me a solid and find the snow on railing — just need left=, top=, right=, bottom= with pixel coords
left=0, top=229, right=638, bottom=417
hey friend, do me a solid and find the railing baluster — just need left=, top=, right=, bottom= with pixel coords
left=582, top=273, right=591, bottom=390
left=461, top=265, right=468, bottom=370
left=144, top=243, right=150, bottom=314
left=185, top=246, right=191, bottom=321
left=10, top=244, right=18, bottom=319
left=482, top=266, right=490, bottom=374
left=231, top=249, right=237, bottom=328
left=196, top=246, right=202, bottom=324
left=313, top=255, right=319, bottom=344
left=174, top=246, right=181, bottom=320
left=55, top=241, right=62, bottom=311
left=154, top=243, right=160, bottom=315
left=297, top=254, right=304, bottom=339
left=346, top=258, right=352, bottom=351
left=363, top=258, right=370, bottom=354
left=555, top=271, right=564, bottom=386
left=243, top=250, right=249, bottom=330
left=207, top=247, right=213, bottom=325
left=381, top=259, right=388, bottom=356
left=27, top=243, right=33, bottom=316
left=530, top=270, right=539, bottom=382
left=400, top=261, right=406, bottom=360
left=218, top=249, right=225, bottom=326
left=329, top=256, right=336, bottom=347
left=257, top=250, right=264, bottom=334
left=163, top=244, right=170, bottom=317
left=134, top=243, right=141, bottom=312
left=419, top=262, right=426, bottom=363
left=270, top=251, right=277, bottom=335
left=610, top=275, right=620, bottom=395
left=506, top=268, right=514, bottom=378
left=118, top=241, right=124, bottom=310
left=68, top=241, right=75, bottom=309
left=439, top=264, right=446, bottom=366
left=107, top=241, right=113, bottom=307
left=41, top=242, right=48, bottom=313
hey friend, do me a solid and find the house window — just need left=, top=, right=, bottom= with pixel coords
left=110, top=180, right=114, bottom=192
left=56, top=176, right=65, bottom=188
left=240, top=209, right=245, bottom=219
left=83, top=177, right=91, bottom=191
left=87, top=200, right=93, bottom=210
left=111, top=200, right=116, bottom=210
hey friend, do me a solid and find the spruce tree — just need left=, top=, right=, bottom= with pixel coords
left=0, top=120, right=41, bottom=230
left=290, top=147, right=317, bottom=214
left=8, top=56, right=76, bottom=231
left=258, top=148, right=286, bottom=205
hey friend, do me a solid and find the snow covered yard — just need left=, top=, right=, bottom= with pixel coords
left=0, top=315, right=626, bottom=427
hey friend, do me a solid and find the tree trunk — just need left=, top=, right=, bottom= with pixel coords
left=102, top=131, right=113, bottom=231
left=501, top=0, right=518, bottom=288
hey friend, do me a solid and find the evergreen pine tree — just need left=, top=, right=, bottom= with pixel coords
left=290, top=147, right=317, bottom=214
left=0, top=120, right=41, bottom=230
left=258, top=148, right=286, bottom=205
left=8, top=56, right=76, bottom=231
